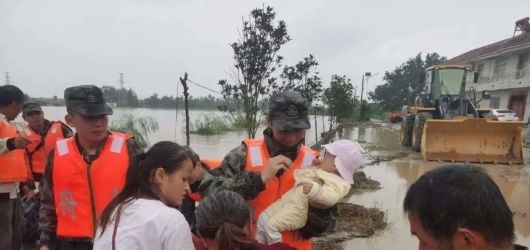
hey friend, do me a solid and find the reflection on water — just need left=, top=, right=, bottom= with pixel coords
left=342, top=127, right=530, bottom=249
left=344, top=125, right=402, bottom=152
left=29, top=106, right=330, bottom=159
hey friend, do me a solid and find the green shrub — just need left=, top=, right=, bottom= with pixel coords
left=109, top=114, right=159, bottom=147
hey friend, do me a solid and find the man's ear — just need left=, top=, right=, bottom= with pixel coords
left=452, top=228, right=480, bottom=250
left=266, top=116, right=273, bottom=128
left=65, top=114, right=74, bottom=127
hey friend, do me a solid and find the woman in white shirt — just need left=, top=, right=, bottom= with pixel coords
left=94, top=141, right=195, bottom=250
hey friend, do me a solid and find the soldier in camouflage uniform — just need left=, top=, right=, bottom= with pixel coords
left=198, top=91, right=335, bottom=247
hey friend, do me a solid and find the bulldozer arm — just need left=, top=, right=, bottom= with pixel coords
left=421, top=118, right=525, bottom=164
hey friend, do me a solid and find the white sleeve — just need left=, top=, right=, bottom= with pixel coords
left=162, top=214, right=195, bottom=250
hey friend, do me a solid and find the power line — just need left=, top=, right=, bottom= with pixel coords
left=187, top=79, right=221, bottom=95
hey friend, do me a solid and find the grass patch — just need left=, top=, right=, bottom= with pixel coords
left=313, top=240, right=344, bottom=250
left=110, top=114, right=159, bottom=147
left=313, top=203, right=387, bottom=250
left=334, top=203, right=386, bottom=235
left=351, top=171, right=381, bottom=191
left=225, top=112, right=247, bottom=130
left=190, top=114, right=231, bottom=135
left=190, top=114, right=247, bottom=135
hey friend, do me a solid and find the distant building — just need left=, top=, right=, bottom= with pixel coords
left=445, top=17, right=530, bottom=121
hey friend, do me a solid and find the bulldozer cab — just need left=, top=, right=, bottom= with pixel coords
left=425, top=65, right=470, bottom=99
left=423, top=65, right=480, bottom=119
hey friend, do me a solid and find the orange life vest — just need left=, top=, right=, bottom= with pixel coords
left=243, top=138, right=318, bottom=250
left=23, top=121, right=67, bottom=174
left=0, top=119, right=32, bottom=182
left=188, top=159, right=221, bottom=202
left=200, top=159, right=221, bottom=170
left=52, top=132, right=131, bottom=238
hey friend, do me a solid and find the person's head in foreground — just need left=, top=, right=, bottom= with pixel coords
left=195, top=190, right=294, bottom=250
left=98, top=141, right=194, bottom=234
left=195, top=190, right=255, bottom=250
left=403, top=164, right=517, bottom=250
left=320, top=139, right=364, bottom=184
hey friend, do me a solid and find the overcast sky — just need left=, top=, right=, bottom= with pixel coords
left=1, top=0, right=529, bottom=100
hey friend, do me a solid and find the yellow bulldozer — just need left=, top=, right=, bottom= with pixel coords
left=400, top=65, right=525, bottom=164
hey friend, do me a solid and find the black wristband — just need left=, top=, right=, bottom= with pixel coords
left=6, top=137, right=16, bottom=151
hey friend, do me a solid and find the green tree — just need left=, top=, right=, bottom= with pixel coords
left=101, top=86, right=118, bottom=103
left=369, top=52, right=447, bottom=110
left=273, top=54, right=323, bottom=131
left=144, top=93, right=161, bottom=108
left=127, top=88, right=139, bottom=107
left=218, top=5, right=290, bottom=138
left=101, top=85, right=140, bottom=107
left=323, top=75, right=354, bottom=128
left=278, top=54, right=322, bottom=104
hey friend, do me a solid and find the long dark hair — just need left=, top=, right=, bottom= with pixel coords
left=98, top=141, right=192, bottom=236
left=195, top=190, right=257, bottom=250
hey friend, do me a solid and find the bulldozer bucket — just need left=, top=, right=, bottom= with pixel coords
left=421, top=118, right=525, bottom=164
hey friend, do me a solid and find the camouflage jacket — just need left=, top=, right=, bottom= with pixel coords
left=198, top=129, right=335, bottom=238
left=198, top=128, right=302, bottom=200
left=38, top=132, right=143, bottom=247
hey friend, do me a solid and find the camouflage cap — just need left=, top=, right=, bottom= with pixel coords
left=64, top=85, right=113, bottom=116
left=268, top=91, right=310, bottom=130
left=22, top=102, right=43, bottom=116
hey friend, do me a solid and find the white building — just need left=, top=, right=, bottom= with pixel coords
left=446, top=17, right=530, bottom=121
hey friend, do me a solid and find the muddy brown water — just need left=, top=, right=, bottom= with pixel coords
left=341, top=124, right=530, bottom=249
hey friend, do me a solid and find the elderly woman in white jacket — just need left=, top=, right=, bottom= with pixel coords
left=256, top=140, right=364, bottom=245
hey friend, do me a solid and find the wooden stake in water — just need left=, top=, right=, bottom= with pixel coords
left=179, top=72, right=190, bottom=146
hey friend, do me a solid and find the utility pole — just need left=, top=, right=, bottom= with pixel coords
left=179, top=72, right=190, bottom=146
left=119, top=73, right=125, bottom=89
left=314, top=106, right=318, bottom=143
left=321, top=104, right=325, bottom=132
left=360, top=72, right=371, bottom=119
left=353, top=86, right=357, bottom=114
left=5, top=72, right=11, bottom=85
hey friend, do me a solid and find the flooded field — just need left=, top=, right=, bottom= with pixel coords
left=33, top=106, right=331, bottom=159
left=340, top=124, right=530, bottom=249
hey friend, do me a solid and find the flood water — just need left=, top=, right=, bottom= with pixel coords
left=342, top=125, right=530, bottom=249
left=23, top=107, right=530, bottom=248
left=28, top=106, right=331, bottom=159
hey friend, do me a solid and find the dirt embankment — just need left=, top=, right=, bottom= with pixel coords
left=313, top=171, right=386, bottom=250
left=351, top=171, right=381, bottom=190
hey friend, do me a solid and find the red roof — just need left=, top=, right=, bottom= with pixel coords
left=445, top=33, right=530, bottom=64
